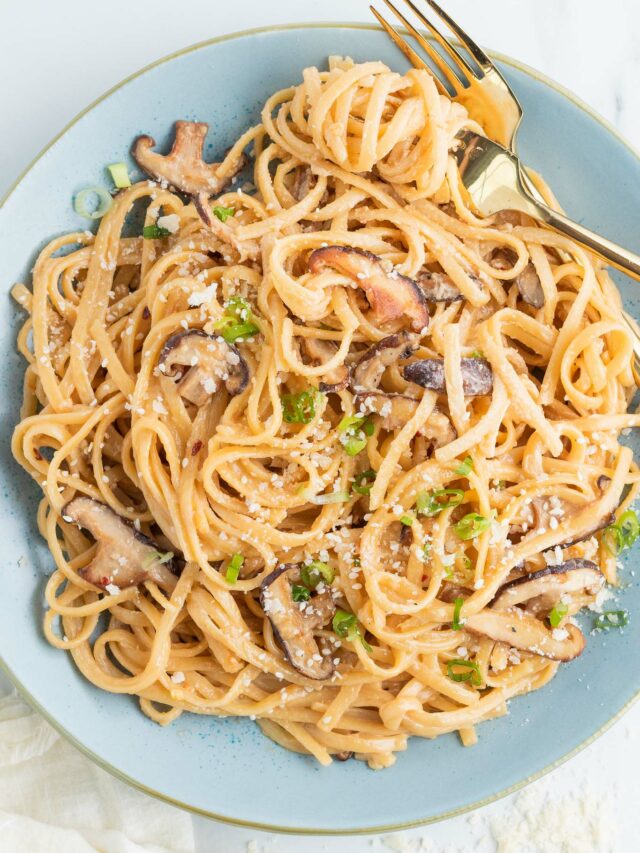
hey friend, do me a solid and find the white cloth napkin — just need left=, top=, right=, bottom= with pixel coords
left=0, top=690, right=195, bottom=853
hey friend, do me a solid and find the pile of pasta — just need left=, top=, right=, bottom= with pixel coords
left=12, top=57, right=639, bottom=767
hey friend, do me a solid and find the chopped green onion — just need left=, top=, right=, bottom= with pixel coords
left=213, top=296, right=259, bottom=343
left=455, top=456, right=474, bottom=477
left=143, top=549, right=174, bottom=568
left=400, top=514, right=414, bottom=526
left=143, top=224, right=171, bottom=239
left=74, top=186, right=113, bottom=220
left=332, top=609, right=371, bottom=652
left=107, top=162, right=131, bottom=188
left=352, top=469, right=376, bottom=496
left=338, top=414, right=366, bottom=432
left=311, top=490, right=350, bottom=505
left=594, top=610, right=629, bottom=630
left=470, top=349, right=485, bottom=359
left=281, top=388, right=320, bottom=424
left=415, top=488, right=464, bottom=517
left=447, top=658, right=482, bottom=686
left=452, top=596, right=465, bottom=630
left=603, top=524, right=625, bottom=556
left=461, top=554, right=472, bottom=572
left=421, top=542, right=431, bottom=561
left=549, top=601, right=568, bottom=628
left=454, top=513, right=491, bottom=540
left=338, top=413, right=372, bottom=456
left=618, top=510, right=640, bottom=547
left=344, top=435, right=367, bottom=456
left=219, top=322, right=259, bottom=343
left=300, top=561, right=334, bottom=588
left=291, top=584, right=311, bottom=602
left=213, top=205, right=235, bottom=222
left=225, top=553, right=244, bottom=584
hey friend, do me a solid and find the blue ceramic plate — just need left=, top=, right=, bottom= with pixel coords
left=0, top=23, right=638, bottom=835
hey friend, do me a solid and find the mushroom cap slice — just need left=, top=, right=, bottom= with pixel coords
left=515, top=263, right=545, bottom=308
left=464, top=609, right=585, bottom=661
left=62, top=496, right=178, bottom=590
left=416, top=270, right=464, bottom=303
left=132, top=121, right=246, bottom=226
left=403, top=357, right=493, bottom=396
left=491, top=559, right=604, bottom=612
left=300, top=336, right=348, bottom=392
left=260, top=565, right=336, bottom=680
left=308, top=246, right=429, bottom=332
left=159, top=329, right=249, bottom=406
left=350, top=331, right=420, bottom=392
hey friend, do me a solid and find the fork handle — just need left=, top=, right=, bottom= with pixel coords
left=519, top=172, right=640, bottom=281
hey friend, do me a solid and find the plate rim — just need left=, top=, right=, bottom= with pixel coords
left=1, top=20, right=639, bottom=836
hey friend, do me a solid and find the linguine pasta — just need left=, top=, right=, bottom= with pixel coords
left=11, top=56, right=640, bottom=768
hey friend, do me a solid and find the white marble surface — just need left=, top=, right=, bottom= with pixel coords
left=0, top=1, right=639, bottom=850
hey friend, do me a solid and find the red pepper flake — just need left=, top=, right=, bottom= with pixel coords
left=101, top=576, right=110, bottom=586
left=34, top=448, right=43, bottom=460
left=191, top=440, right=203, bottom=456
left=142, top=306, right=151, bottom=320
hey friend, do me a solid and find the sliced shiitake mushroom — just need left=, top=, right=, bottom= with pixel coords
left=416, top=270, right=464, bottom=303
left=464, top=608, right=585, bottom=661
left=515, top=263, right=545, bottom=309
left=62, top=496, right=178, bottom=590
left=260, top=565, right=336, bottom=680
left=350, top=331, right=419, bottom=392
left=300, top=336, right=348, bottom=392
left=403, top=357, right=493, bottom=396
left=158, top=329, right=249, bottom=406
left=491, top=559, right=603, bottom=613
left=132, top=121, right=246, bottom=226
left=308, top=247, right=429, bottom=332
left=513, top=496, right=615, bottom=549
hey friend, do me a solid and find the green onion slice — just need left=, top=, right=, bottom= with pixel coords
left=300, top=561, right=334, bottom=588
left=447, top=658, right=482, bottom=686
left=549, top=601, right=568, bottom=628
left=455, top=456, right=474, bottom=476
left=594, top=610, right=629, bottom=630
left=143, top=549, right=174, bottom=568
left=219, top=322, right=258, bottom=343
left=74, top=186, right=113, bottom=220
left=452, top=596, right=465, bottom=630
left=400, top=514, right=414, bottom=526
left=291, top=584, right=311, bottom=602
left=281, top=388, right=320, bottom=424
left=602, top=524, right=625, bottom=556
left=352, top=469, right=376, bottom=496
left=618, top=510, right=640, bottom=547
left=225, top=553, right=244, bottom=584
left=311, top=490, right=350, bottom=505
left=454, top=513, right=491, bottom=540
left=344, top=435, right=367, bottom=457
left=213, top=205, right=235, bottom=222
left=332, top=609, right=372, bottom=652
left=143, top=224, right=171, bottom=239
left=107, top=162, right=131, bottom=188
left=415, top=488, right=464, bottom=517
left=338, top=414, right=366, bottom=432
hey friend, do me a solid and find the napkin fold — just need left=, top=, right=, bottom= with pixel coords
left=0, top=690, right=195, bottom=853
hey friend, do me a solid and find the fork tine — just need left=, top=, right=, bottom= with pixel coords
left=424, top=0, right=493, bottom=72
left=380, top=0, right=465, bottom=95
left=400, top=0, right=478, bottom=80
left=369, top=5, right=448, bottom=96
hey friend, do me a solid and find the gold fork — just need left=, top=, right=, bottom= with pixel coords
left=371, top=0, right=640, bottom=364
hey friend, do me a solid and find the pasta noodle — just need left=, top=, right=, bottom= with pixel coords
left=11, top=56, right=640, bottom=768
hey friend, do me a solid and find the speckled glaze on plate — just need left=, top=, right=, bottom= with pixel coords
left=0, top=23, right=638, bottom=835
